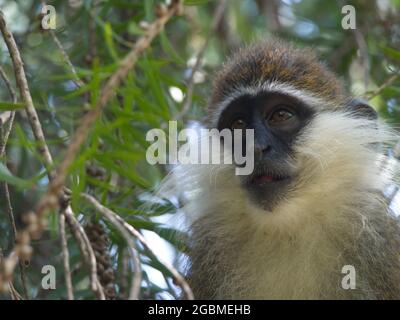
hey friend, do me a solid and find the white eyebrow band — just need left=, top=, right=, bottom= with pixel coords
left=210, top=81, right=338, bottom=126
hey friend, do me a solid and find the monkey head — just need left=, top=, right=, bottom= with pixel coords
left=206, top=40, right=384, bottom=213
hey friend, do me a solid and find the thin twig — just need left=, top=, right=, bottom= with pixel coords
left=0, top=10, right=54, bottom=175
left=49, top=30, right=85, bottom=88
left=8, top=281, right=23, bottom=300
left=86, top=8, right=135, bottom=50
left=365, top=72, right=400, bottom=100
left=0, top=66, right=29, bottom=299
left=0, top=66, right=16, bottom=155
left=0, top=182, right=30, bottom=299
left=81, top=193, right=194, bottom=300
left=0, top=66, right=16, bottom=139
left=87, top=0, right=98, bottom=64
left=353, top=28, right=370, bottom=90
left=58, top=212, right=74, bottom=300
left=336, top=0, right=370, bottom=90
left=82, top=193, right=142, bottom=300
left=0, top=249, right=23, bottom=299
left=175, top=0, right=227, bottom=121
left=41, top=0, right=84, bottom=88
left=130, top=241, right=142, bottom=300
left=0, top=250, right=19, bottom=291
left=119, top=247, right=129, bottom=299
left=63, top=207, right=105, bottom=300
left=0, top=66, right=17, bottom=103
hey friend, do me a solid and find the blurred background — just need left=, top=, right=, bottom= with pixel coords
left=0, top=0, right=399, bottom=299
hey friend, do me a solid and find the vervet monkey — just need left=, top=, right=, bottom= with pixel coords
left=164, top=40, right=400, bottom=299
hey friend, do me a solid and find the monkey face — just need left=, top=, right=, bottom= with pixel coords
left=202, top=41, right=382, bottom=214
left=217, top=92, right=314, bottom=210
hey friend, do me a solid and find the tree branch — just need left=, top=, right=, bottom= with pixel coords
left=63, top=206, right=105, bottom=300
left=41, top=1, right=84, bottom=89
left=81, top=193, right=194, bottom=300
left=0, top=10, right=54, bottom=176
left=0, top=65, right=29, bottom=299
left=365, top=72, right=400, bottom=100
left=82, top=193, right=142, bottom=300
left=58, top=212, right=74, bottom=300
left=0, top=66, right=16, bottom=139
left=49, top=30, right=85, bottom=88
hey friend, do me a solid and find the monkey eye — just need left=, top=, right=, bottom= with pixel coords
left=230, top=118, right=247, bottom=130
left=268, top=108, right=294, bottom=125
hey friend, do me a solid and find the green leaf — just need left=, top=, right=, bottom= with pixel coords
left=381, top=86, right=400, bottom=97
left=127, top=218, right=186, bottom=250
left=127, top=21, right=145, bottom=35
left=0, top=162, right=31, bottom=189
left=139, top=56, right=171, bottom=118
left=160, top=31, right=186, bottom=65
left=144, top=258, right=174, bottom=279
left=184, top=0, right=212, bottom=5
left=144, top=0, right=155, bottom=21
left=381, top=46, right=400, bottom=61
left=104, top=22, right=120, bottom=62
left=0, top=101, right=25, bottom=110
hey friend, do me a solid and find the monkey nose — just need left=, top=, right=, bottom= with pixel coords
left=254, top=144, right=271, bottom=160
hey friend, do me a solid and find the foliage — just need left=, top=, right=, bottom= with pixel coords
left=0, top=0, right=399, bottom=300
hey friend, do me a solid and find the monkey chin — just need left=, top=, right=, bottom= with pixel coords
left=241, top=171, right=293, bottom=211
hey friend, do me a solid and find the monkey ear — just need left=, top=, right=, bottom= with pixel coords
left=346, top=98, right=378, bottom=120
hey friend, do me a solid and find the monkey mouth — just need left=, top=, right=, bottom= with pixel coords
left=241, top=161, right=294, bottom=187
left=250, top=173, right=290, bottom=185
left=241, top=166, right=294, bottom=210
